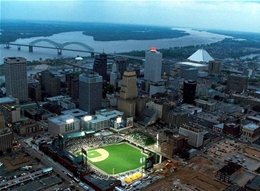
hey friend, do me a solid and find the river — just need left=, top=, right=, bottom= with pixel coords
left=0, top=28, right=231, bottom=63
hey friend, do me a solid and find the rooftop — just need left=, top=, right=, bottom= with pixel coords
left=244, top=123, right=259, bottom=130
left=61, top=109, right=88, bottom=118
left=0, top=97, right=17, bottom=104
left=178, top=61, right=208, bottom=68
left=218, top=162, right=242, bottom=175
left=48, top=115, right=79, bottom=125
left=245, top=175, right=260, bottom=191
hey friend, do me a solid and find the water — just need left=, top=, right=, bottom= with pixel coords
left=0, top=28, right=231, bottom=63
left=240, top=53, right=260, bottom=60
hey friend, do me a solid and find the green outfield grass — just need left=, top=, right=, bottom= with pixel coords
left=85, top=143, right=146, bottom=175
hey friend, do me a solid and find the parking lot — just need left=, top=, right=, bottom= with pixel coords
left=204, top=139, right=245, bottom=159
left=204, top=138, right=260, bottom=172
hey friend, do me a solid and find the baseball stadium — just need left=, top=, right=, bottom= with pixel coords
left=54, top=129, right=158, bottom=184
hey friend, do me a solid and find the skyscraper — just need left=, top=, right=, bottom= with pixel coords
left=208, top=60, right=221, bottom=75
left=4, top=57, right=28, bottom=102
left=114, top=57, right=128, bottom=77
left=144, top=47, right=162, bottom=83
left=68, top=75, right=79, bottom=100
left=79, top=71, right=102, bottom=114
left=118, top=69, right=138, bottom=117
left=93, top=53, right=107, bottom=80
left=40, top=70, right=60, bottom=96
left=183, top=80, right=197, bottom=104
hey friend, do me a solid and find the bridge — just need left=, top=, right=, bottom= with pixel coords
left=5, top=39, right=95, bottom=57
left=5, top=40, right=144, bottom=61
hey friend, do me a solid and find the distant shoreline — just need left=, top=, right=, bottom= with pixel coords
left=0, top=20, right=189, bottom=43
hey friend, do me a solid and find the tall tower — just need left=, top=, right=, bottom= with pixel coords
left=118, top=69, right=138, bottom=117
left=208, top=60, right=221, bottom=75
left=79, top=71, right=102, bottom=114
left=183, top=80, right=197, bottom=104
left=4, top=57, right=28, bottom=102
left=114, top=57, right=128, bottom=77
left=68, top=75, right=79, bottom=100
left=93, top=53, right=107, bottom=80
left=110, top=62, right=120, bottom=87
left=144, top=47, right=162, bottom=83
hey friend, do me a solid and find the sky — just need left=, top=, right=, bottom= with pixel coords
left=1, top=0, right=260, bottom=33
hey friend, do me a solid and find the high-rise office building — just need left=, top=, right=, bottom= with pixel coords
left=114, top=57, right=128, bottom=77
left=226, top=74, right=248, bottom=93
left=93, top=53, right=107, bottom=80
left=28, top=82, right=41, bottom=101
left=208, top=60, right=221, bottom=75
left=183, top=80, right=197, bottom=104
left=0, top=127, right=13, bottom=153
left=118, top=70, right=138, bottom=117
left=4, top=57, right=28, bottom=102
left=79, top=72, right=102, bottom=114
left=180, top=67, right=198, bottom=81
left=144, top=47, right=162, bottom=83
left=110, top=62, right=121, bottom=87
left=68, top=75, right=79, bottom=100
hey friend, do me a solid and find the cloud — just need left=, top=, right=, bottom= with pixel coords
left=1, top=0, right=259, bottom=32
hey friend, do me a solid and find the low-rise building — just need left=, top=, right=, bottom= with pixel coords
left=242, top=123, right=260, bottom=141
left=0, top=103, right=21, bottom=123
left=14, top=119, right=41, bottom=136
left=61, top=108, right=88, bottom=118
left=195, top=99, right=217, bottom=112
left=213, top=123, right=224, bottom=133
left=165, top=110, right=189, bottom=127
left=245, top=175, right=260, bottom=191
left=80, top=114, right=110, bottom=131
left=179, top=124, right=208, bottom=148
left=216, top=162, right=243, bottom=183
left=48, top=115, right=80, bottom=136
left=223, top=123, right=241, bottom=138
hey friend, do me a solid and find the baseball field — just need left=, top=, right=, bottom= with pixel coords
left=77, top=142, right=147, bottom=175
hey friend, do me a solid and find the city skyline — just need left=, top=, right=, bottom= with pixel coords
left=1, top=0, right=260, bottom=33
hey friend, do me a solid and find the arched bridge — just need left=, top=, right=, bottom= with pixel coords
left=28, top=39, right=94, bottom=55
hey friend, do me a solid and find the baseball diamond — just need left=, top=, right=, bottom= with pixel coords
left=77, top=142, right=147, bottom=175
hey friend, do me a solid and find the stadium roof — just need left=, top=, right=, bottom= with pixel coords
left=188, top=49, right=214, bottom=63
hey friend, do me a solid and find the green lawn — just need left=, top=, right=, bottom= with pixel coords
left=88, top=143, right=146, bottom=175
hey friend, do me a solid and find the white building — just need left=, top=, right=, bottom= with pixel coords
left=61, top=108, right=88, bottom=118
left=48, top=115, right=80, bottom=136
left=242, top=123, right=260, bottom=141
left=188, top=49, right=214, bottom=63
left=179, top=124, right=208, bottom=148
left=80, top=114, right=110, bottom=131
left=4, top=57, right=28, bottom=102
left=144, top=47, right=162, bottom=83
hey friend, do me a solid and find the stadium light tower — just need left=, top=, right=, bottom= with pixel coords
left=155, top=133, right=159, bottom=164
left=116, top=116, right=122, bottom=137
left=140, top=156, right=145, bottom=181
left=81, top=148, right=87, bottom=166
left=58, top=133, right=64, bottom=150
